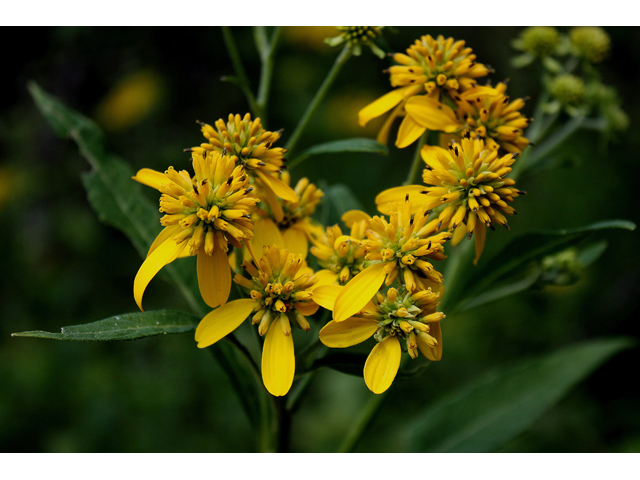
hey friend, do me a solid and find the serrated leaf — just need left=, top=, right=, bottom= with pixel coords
left=12, top=310, right=199, bottom=342
left=404, top=338, right=634, bottom=452
left=28, top=81, right=204, bottom=314
left=444, top=219, right=635, bottom=312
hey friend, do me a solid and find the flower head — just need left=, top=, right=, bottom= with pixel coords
left=518, top=26, right=560, bottom=57
left=132, top=150, right=258, bottom=310
left=359, top=35, right=493, bottom=148
left=570, top=26, right=610, bottom=63
left=549, top=74, right=586, bottom=108
left=325, top=26, right=386, bottom=58
left=320, top=286, right=444, bottom=394
left=376, top=135, right=523, bottom=264
left=187, top=113, right=298, bottom=203
left=453, top=82, right=531, bottom=154
left=310, top=213, right=369, bottom=286
left=195, top=245, right=319, bottom=396
left=332, top=200, right=449, bottom=323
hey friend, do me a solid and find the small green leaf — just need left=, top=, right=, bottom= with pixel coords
left=542, top=55, right=563, bottom=73
left=445, top=219, right=635, bottom=312
left=511, top=52, right=535, bottom=68
left=12, top=310, right=199, bottom=342
left=289, top=138, right=388, bottom=169
left=404, top=338, right=634, bottom=452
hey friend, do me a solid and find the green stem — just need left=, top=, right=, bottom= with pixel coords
left=221, top=26, right=259, bottom=117
left=404, top=130, right=432, bottom=185
left=338, top=389, right=388, bottom=452
left=285, top=45, right=352, bottom=159
left=255, top=26, right=283, bottom=125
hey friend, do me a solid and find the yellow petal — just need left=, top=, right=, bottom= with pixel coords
left=132, top=168, right=169, bottom=190
left=262, top=316, right=295, bottom=396
left=319, top=318, right=379, bottom=348
left=395, top=114, right=427, bottom=149
left=451, top=223, right=467, bottom=246
left=358, top=89, right=406, bottom=127
left=311, top=284, right=342, bottom=311
left=421, top=144, right=450, bottom=169
left=147, top=225, right=182, bottom=258
left=417, top=321, right=443, bottom=361
left=341, top=210, right=371, bottom=228
left=376, top=102, right=404, bottom=145
left=197, top=242, right=231, bottom=309
left=313, top=269, right=339, bottom=287
left=195, top=298, right=256, bottom=348
left=364, top=335, right=401, bottom=394
left=294, top=301, right=319, bottom=316
left=247, top=218, right=284, bottom=262
left=375, top=185, right=427, bottom=215
left=134, top=238, right=186, bottom=311
left=261, top=183, right=285, bottom=223
left=333, top=262, right=387, bottom=322
left=405, top=96, right=460, bottom=133
left=282, top=226, right=308, bottom=258
left=256, top=170, right=298, bottom=203
left=474, top=222, right=487, bottom=265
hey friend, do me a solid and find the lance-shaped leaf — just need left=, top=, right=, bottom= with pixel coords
left=289, top=138, right=388, bottom=169
left=28, top=81, right=203, bottom=314
left=443, top=219, right=636, bottom=312
left=12, top=310, right=199, bottom=341
left=403, top=338, right=634, bottom=453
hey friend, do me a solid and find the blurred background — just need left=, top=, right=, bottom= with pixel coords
left=1, top=26, right=639, bottom=452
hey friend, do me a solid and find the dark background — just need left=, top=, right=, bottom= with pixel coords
left=1, top=26, right=639, bottom=452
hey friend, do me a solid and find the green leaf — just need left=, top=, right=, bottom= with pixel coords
left=404, top=338, right=634, bottom=452
left=11, top=310, right=199, bottom=341
left=28, top=81, right=204, bottom=315
left=511, top=52, right=535, bottom=68
left=319, top=182, right=366, bottom=227
left=445, top=219, right=635, bottom=312
left=289, top=138, right=388, bottom=169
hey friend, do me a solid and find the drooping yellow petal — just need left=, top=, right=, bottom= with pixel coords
left=132, top=168, right=169, bottom=191
left=451, top=224, right=467, bottom=246
left=262, top=315, right=295, bottom=396
left=417, top=321, right=443, bottom=361
left=341, top=210, right=371, bottom=228
left=313, top=269, right=339, bottom=287
left=376, top=102, right=404, bottom=145
left=319, top=318, right=379, bottom=348
left=375, top=185, right=428, bottom=215
left=358, top=89, right=406, bottom=127
left=364, top=335, right=402, bottom=394
left=421, top=144, right=450, bottom=169
left=261, top=182, right=285, bottom=223
left=333, top=262, right=387, bottom=322
left=396, top=114, right=427, bottom=149
left=256, top=170, right=298, bottom=203
left=247, top=218, right=284, bottom=261
left=197, top=242, right=231, bottom=308
left=474, top=222, right=487, bottom=265
left=134, top=238, right=187, bottom=311
left=405, top=96, right=460, bottom=133
left=282, top=226, right=308, bottom=258
left=147, top=225, right=182, bottom=258
left=311, top=284, right=342, bottom=311
left=195, top=298, right=256, bottom=348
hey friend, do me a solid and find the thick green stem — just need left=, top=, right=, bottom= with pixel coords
left=285, top=45, right=352, bottom=159
left=338, top=390, right=388, bottom=452
left=221, top=26, right=259, bottom=117
left=255, top=26, right=282, bottom=125
left=404, top=130, right=432, bottom=185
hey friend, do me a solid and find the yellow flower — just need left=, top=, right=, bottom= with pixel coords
left=376, top=135, right=524, bottom=264
left=453, top=82, right=531, bottom=154
left=333, top=200, right=449, bottom=323
left=320, top=286, right=443, bottom=394
left=359, top=35, right=492, bottom=148
left=132, top=150, right=258, bottom=310
left=253, top=171, right=325, bottom=258
left=195, top=245, right=319, bottom=396
left=187, top=113, right=298, bottom=203
left=324, top=26, right=386, bottom=58
left=310, top=211, right=369, bottom=286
